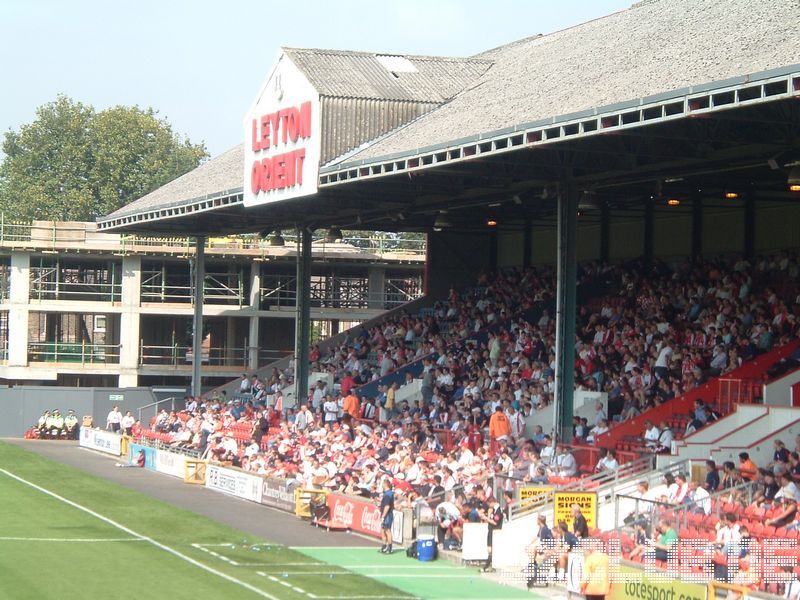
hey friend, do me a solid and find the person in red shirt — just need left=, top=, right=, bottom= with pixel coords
left=340, top=371, right=355, bottom=396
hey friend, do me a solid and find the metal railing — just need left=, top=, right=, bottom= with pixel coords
left=30, top=267, right=122, bottom=302
left=139, top=344, right=291, bottom=368
left=140, top=269, right=247, bottom=305
left=28, top=341, right=120, bottom=364
left=260, top=274, right=423, bottom=310
left=506, top=454, right=659, bottom=521
left=0, top=217, right=426, bottom=260
left=613, top=479, right=756, bottom=535
left=136, top=397, right=178, bottom=426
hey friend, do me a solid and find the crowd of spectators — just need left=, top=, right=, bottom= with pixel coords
left=130, top=251, right=800, bottom=594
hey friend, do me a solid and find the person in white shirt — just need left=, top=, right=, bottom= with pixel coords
left=654, top=421, right=673, bottom=454
left=323, top=397, right=339, bottom=425
left=587, top=419, right=609, bottom=443
left=106, top=406, right=122, bottom=433
left=595, top=448, right=619, bottom=473
left=551, top=446, right=577, bottom=477
left=539, top=436, right=555, bottom=465
left=688, top=481, right=711, bottom=515
left=120, top=411, right=135, bottom=435
left=643, top=420, right=660, bottom=448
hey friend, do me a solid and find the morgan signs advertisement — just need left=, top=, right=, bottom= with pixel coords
left=327, top=493, right=403, bottom=544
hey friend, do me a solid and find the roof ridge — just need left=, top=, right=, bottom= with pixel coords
left=282, top=46, right=490, bottom=64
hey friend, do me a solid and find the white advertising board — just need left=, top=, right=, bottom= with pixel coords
left=79, top=427, right=122, bottom=456
left=205, top=464, right=263, bottom=503
left=243, top=52, right=321, bottom=207
left=462, top=522, right=489, bottom=561
left=154, top=449, right=187, bottom=478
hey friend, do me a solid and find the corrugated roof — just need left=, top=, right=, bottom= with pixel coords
left=106, top=144, right=243, bottom=219
left=283, top=48, right=493, bottom=103
left=101, top=0, right=800, bottom=227
left=347, top=0, right=800, bottom=162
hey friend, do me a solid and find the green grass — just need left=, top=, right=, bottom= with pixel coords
left=0, top=443, right=535, bottom=600
left=0, top=442, right=410, bottom=600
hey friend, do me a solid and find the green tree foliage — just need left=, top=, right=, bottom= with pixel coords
left=0, top=95, right=208, bottom=221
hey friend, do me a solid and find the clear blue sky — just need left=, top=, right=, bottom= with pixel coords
left=1, top=0, right=632, bottom=157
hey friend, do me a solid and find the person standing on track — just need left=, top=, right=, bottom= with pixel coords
left=581, top=545, right=611, bottom=600
left=379, top=478, right=395, bottom=554
left=106, top=405, right=122, bottom=433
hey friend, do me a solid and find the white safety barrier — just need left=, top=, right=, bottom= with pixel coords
left=205, top=463, right=263, bottom=503
left=79, top=427, right=122, bottom=456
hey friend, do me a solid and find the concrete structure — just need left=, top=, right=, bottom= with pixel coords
left=0, top=220, right=423, bottom=388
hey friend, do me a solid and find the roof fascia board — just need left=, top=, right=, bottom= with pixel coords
left=319, top=66, right=800, bottom=183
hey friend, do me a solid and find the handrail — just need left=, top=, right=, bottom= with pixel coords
left=28, top=341, right=120, bottom=364
left=507, top=453, right=659, bottom=521
left=597, top=339, right=800, bottom=450
left=136, top=397, right=178, bottom=426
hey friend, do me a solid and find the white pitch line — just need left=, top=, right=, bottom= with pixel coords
left=0, top=537, right=144, bottom=542
left=191, top=543, right=241, bottom=566
left=0, top=468, right=280, bottom=600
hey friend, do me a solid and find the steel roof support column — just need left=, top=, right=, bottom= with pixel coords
left=691, top=192, right=703, bottom=260
left=744, top=191, right=755, bottom=260
left=599, top=203, right=610, bottom=263
left=523, top=217, right=532, bottom=268
left=294, top=228, right=312, bottom=409
left=553, top=179, right=578, bottom=443
left=643, top=197, right=654, bottom=267
left=191, top=236, right=205, bottom=397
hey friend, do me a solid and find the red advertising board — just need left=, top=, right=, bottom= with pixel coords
left=326, top=493, right=403, bottom=544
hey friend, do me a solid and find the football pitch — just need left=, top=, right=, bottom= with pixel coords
left=0, top=442, right=534, bottom=600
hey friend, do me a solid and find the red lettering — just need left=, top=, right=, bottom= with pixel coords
left=274, top=156, right=287, bottom=189
left=269, top=112, right=280, bottom=149
left=295, top=148, right=305, bottom=184
left=251, top=120, right=261, bottom=152
left=260, top=115, right=271, bottom=149
left=287, top=108, right=299, bottom=143
left=281, top=108, right=291, bottom=145
left=250, top=161, right=261, bottom=193
left=298, top=101, right=311, bottom=139
left=284, top=150, right=296, bottom=186
left=260, top=157, right=272, bottom=191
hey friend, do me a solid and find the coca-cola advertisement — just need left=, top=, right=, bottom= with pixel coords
left=326, top=493, right=403, bottom=544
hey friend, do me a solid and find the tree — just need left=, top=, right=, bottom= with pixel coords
left=0, top=95, right=208, bottom=222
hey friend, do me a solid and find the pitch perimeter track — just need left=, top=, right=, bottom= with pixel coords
left=2, top=439, right=374, bottom=549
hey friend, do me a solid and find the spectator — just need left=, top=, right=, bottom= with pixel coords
left=647, top=518, right=677, bottom=562
left=738, top=452, right=758, bottom=481
left=705, top=460, right=720, bottom=492
left=571, top=503, right=589, bottom=538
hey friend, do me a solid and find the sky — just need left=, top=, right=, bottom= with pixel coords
left=0, top=0, right=632, bottom=158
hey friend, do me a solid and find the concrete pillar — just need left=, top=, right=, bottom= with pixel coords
left=118, top=255, right=141, bottom=388
left=247, top=263, right=260, bottom=370
left=8, top=251, right=30, bottom=367
left=367, top=266, right=386, bottom=309
left=226, top=316, right=237, bottom=365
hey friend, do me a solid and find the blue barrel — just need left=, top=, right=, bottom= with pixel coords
left=417, top=535, right=436, bottom=561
